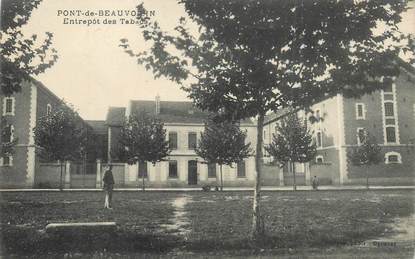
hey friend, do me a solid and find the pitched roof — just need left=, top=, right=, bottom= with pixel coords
left=129, top=100, right=209, bottom=124
left=106, top=107, right=126, bottom=126
left=86, top=120, right=107, bottom=134
left=129, top=100, right=254, bottom=125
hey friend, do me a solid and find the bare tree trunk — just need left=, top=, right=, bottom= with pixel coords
left=366, top=166, right=369, bottom=190
left=59, top=160, right=63, bottom=191
left=292, top=161, right=297, bottom=191
left=142, top=175, right=145, bottom=191
left=252, top=113, right=264, bottom=240
left=220, top=164, right=223, bottom=191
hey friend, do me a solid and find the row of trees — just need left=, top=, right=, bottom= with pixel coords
left=120, top=0, right=413, bottom=239
left=33, top=103, right=383, bottom=193
left=33, top=106, right=253, bottom=191
left=6, top=0, right=411, bottom=242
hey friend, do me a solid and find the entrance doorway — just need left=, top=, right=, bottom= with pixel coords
left=188, top=160, right=198, bottom=185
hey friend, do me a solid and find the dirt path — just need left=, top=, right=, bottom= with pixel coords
left=160, top=195, right=192, bottom=236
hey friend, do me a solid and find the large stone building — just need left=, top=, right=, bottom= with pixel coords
left=0, top=77, right=69, bottom=187
left=0, top=77, right=100, bottom=188
left=2, top=62, right=413, bottom=188
left=105, top=97, right=257, bottom=187
left=263, top=63, right=415, bottom=185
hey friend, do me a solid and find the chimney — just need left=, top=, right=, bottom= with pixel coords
left=155, top=94, right=160, bottom=115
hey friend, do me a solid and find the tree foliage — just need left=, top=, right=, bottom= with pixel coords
left=196, top=117, right=252, bottom=166
left=347, top=132, right=383, bottom=167
left=121, top=0, right=413, bottom=119
left=33, top=103, right=86, bottom=162
left=1, top=0, right=58, bottom=95
left=0, top=118, right=18, bottom=158
left=266, top=113, right=316, bottom=166
left=117, top=111, right=170, bottom=165
left=121, top=0, right=413, bottom=239
left=347, top=131, right=382, bottom=188
left=196, top=117, right=252, bottom=190
left=266, top=112, right=316, bottom=190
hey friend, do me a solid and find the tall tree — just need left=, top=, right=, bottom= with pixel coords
left=0, top=118, right=18, bottom=162
left=265, top=113, right=316, bottom=191
left=347, top=131, right=382, bottom=189
left=33, top=103, right=86, bottom=189
left=196, top=117, right=252, bottom=191
left=117, top=111, right=170, bottom=191
left=1, top=0, right=58, bottom=95
left=121, top=0, right=414, bottom=239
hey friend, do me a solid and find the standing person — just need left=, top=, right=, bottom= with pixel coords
left=103, top=164, right=115, bottom=209
left=312, top=175, right=319, bottom=191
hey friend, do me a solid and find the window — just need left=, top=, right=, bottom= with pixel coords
left=315, top=109, right=321, bottom=120
left=316, top=131, right=322, bottom=148
left=169, top=132, right=177, bottom=150
left=188, top=132, right=197, bottom=150
left=385, top=152, right=401, bottom=164
left=384, top=83, right=393, bottom=93
left=315, top=155, right=324, bottom=164
left=169, top=160, right=178, bottom=178
left=0, top=156, right=13, bottom=166
left=3, top=125, right=14, bottom=143
left=384, top=102, right=394, bottom=117
left=357, top=128, right=366, bottom=145
left=46, top=104, right=52, bottom=116
left=3, top=97, right=15, bottom=115
left=355, top=103, right=365, bottom=119
left=138, top=161, right=148, bottom=178
left=237, top=161, right=246, bottom=178
left=208, top=163, right=216, bottom=178
left=385, top=126, right=396, bottom=143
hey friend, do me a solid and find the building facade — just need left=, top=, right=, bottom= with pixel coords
left=264, top=65, right=415, bottom=185
left=106, top=97, right=257, bottom=188
left=0, top=78, right=64, bottom=188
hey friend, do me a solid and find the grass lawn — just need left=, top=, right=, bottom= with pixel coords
left=0, top=190, right=414, bottom=257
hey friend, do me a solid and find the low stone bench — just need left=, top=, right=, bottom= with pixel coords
left=45, top=222, right=117, bottom=236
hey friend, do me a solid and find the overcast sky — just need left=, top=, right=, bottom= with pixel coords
left=21, top=0, right=415, bottom=120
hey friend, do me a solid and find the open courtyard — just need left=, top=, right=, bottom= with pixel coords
left=0, top=189, right=414, bottom=258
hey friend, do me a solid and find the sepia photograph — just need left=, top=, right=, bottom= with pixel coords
left=0, top=0, right=414, bottom=258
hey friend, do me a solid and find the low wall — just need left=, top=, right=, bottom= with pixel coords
left=309, top=163, right=334, bottom=185
left=262, top=164, right=282, bottom=186
left=35, top=163, right=64, bottom=188
left=346, top=177, right=415, bottom=186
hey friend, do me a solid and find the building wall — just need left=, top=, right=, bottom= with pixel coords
left=342, top=71, right=415, bottom=182
left=108, top=126, right=122, bottom=162
left=264, top=68, right=415, bottom=186
left=1, top=78, right=82, bottom=188
left=119, top=123, right=257, bottom=187
left=309, top=96, right=342, bottom=148
left=0, top=80, right=32, bottom=188
left=309, top=147, right=340, bottom=185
